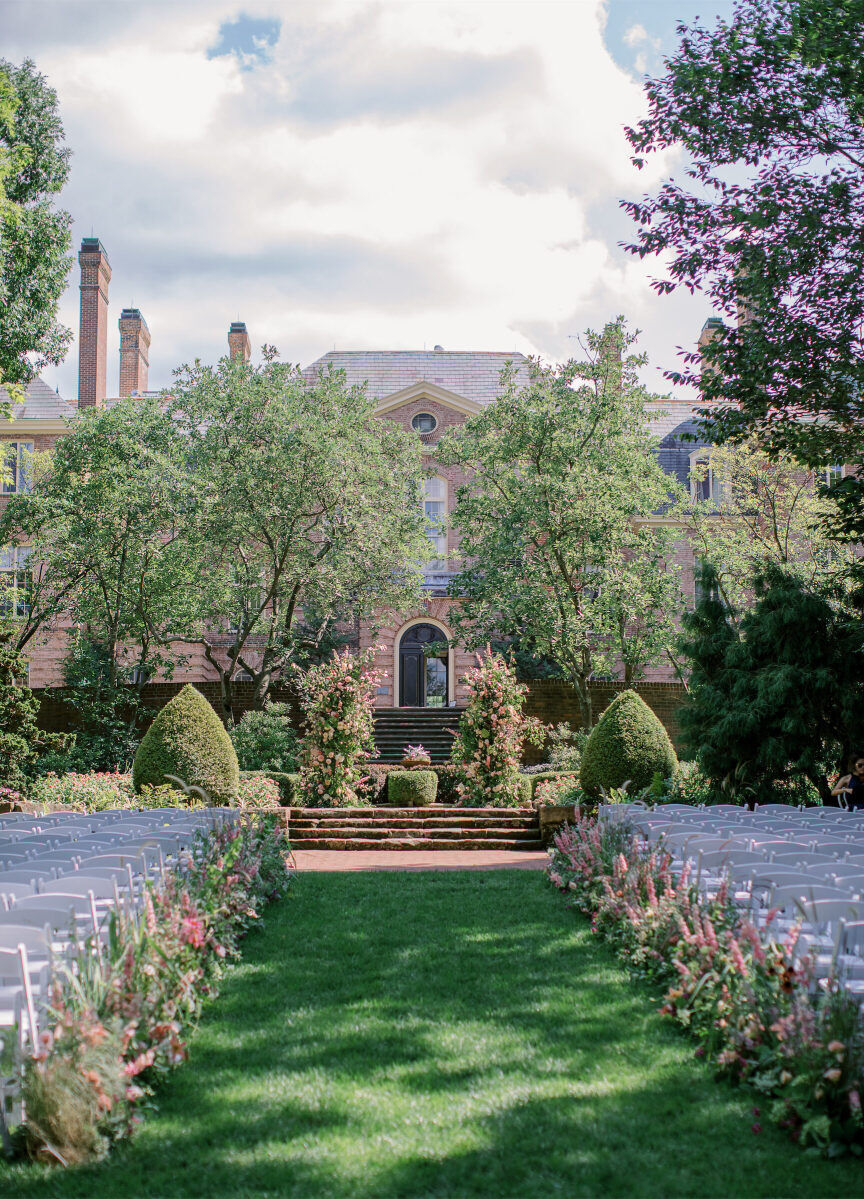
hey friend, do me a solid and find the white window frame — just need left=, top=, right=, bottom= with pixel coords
left=1, top=441, right=34, bottom=495
left=412, top=412, right=438, bottom=434
left=816, top=464, right=844, bottom=489
left=689, top=448, right=724, bottom=505
left=0, top=545, right=32, bottom=617
left=423, top=475, right=448, bottom=566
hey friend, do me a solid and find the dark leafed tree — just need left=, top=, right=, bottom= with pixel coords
left=679, top=562, right=864, bottom=806
left=622, top=0, right=864, bottom=548
left=0, top=58, right=73, bottom=388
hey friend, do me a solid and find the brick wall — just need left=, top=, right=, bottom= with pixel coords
left=523, top=678, right=688, bottom=760
left=35, top=680, right=304, bottom=736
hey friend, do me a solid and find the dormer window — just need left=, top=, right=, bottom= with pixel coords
left=690, top=450, right=723, bottom=505
left=412, top=412, right=437, bottom=434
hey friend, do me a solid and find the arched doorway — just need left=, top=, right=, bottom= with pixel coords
left=398, top=623, right=449, bottom=708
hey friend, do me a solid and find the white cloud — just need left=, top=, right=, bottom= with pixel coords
left=6, top=0, right=701, bottom=399
left=624, top=23, right=649, bottom=47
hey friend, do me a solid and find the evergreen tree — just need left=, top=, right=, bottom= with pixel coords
left=679, top=563, right=864, bottom=804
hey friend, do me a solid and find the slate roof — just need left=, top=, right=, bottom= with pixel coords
left=302, top=350, right=532, bottom=405
left=1, top=378, right=76, bottom=421
left=657, top=417, right=715, bottom=491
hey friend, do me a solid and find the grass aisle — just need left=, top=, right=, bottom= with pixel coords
left=2, top=870, right=860, bottom=1198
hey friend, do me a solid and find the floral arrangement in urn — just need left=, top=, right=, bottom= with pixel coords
left=401, top=743, right=431, bottom=767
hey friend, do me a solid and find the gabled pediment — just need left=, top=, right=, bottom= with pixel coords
left=375, top=380, right=484, bottom=417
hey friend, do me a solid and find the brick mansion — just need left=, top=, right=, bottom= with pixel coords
left=2, top=237, right=719, bottom=720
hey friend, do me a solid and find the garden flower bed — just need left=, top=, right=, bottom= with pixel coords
left=547, top=814, right=864, bottom=1157
left=8, top=814, right=293, bottom=1166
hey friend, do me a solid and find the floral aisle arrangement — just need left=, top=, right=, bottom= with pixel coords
left=547, top=816, right=864, bottom=1156
left=296, top=647, right=380, bottom=807
left=15, top=816, right=292, bottom=1165
left=450, top=654, right=545, bottom=807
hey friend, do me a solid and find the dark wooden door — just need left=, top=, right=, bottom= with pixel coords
left=399, top=650, right=423, bottom=707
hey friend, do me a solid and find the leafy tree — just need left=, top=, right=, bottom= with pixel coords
left=686, top=438, right=853, bottom=621
left=34, top=637, right=147, bottom=774
left=679, top=562, right=864, bottom=805
left=623, top=0, right=864, bottom=550
left=0, top=395, right=202, bottom=685
left=439, top=321, right=686, bottom=727
left=0, top=613, right=68, bottom=789
left=170, top=351, right=429, bottom=720
left=0, top=58, right=72, bottom=388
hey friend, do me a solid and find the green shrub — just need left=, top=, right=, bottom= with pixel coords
left=235, top=775, right=282, bottom=808
left=579, top=690, right=678, bottom=797
left=546, top=722, right=589, bottom=773
left=137, top=783, right=200, bottom=809
left=527, top=770, right=578, bottom=798
left=240, top=770, right=302, bottom=805
left=517, top=775, right=533, bottom=806
left=29, top=771, right=134, bottom=810
left=534, top=777, right=582, bottom=807
left=388, top=770, right=438, bottom=807
left=132, top=685, right=239, bottom=805
left=229, top=703, right=299, bottom=772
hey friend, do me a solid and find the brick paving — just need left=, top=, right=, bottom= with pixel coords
left=291, top=848, right=548, bottom=872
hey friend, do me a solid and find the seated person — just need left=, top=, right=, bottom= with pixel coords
left=831, top=753, right=864, bottom=810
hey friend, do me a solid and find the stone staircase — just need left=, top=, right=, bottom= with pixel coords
left=286, top=805, right=544, bottom=851
left=372, top=708, right=462, bottom=764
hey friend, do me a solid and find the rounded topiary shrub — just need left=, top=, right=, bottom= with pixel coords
left=132, top=685, right=239, bottom=805
left=579, top=690, right=677, bottom=797
left=388, top=770, right=438, bottom=808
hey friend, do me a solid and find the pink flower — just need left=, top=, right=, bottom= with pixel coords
left=180, top=916, right=205, bottom=948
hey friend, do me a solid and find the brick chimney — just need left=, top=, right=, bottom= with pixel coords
left=78, top=237, right=111, bottom=408
left=118, top=308, right=151, bottom=396
left=228, top=321, right=251, bottom=362
left=698, top=317, right=724, bottom=348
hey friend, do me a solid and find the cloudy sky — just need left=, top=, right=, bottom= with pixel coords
left=3, top=0, right=732, bottom=400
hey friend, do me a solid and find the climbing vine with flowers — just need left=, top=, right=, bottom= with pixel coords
left=450, top=653, right=545, bottom=807
left=296, top=646, right=380, bottom=807
left=548, top=816, right=864, bottom=1157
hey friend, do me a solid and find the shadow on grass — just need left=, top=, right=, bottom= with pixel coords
left=1, top=871, right=859, bottom=1199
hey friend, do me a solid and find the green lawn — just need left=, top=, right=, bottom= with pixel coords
left=2, top=870, right=861, bottom=1198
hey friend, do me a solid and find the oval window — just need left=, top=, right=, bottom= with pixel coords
left=412, top=412, right=437, bottom=433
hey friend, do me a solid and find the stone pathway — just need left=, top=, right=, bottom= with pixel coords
left=291, top=848, right=548, bottom=872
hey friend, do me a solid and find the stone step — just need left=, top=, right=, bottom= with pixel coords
left=286, top=806, right=534, bottom=820
left=289, top=836, right=546, bottom=852
left=290, top=813, right=537, bottom=829
left=289, top=824, right=540, bottom=841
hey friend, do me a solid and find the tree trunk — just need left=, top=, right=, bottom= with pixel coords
left=573, top=675, right=593, bottom=730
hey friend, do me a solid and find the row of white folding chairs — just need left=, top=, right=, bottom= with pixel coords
left=0, top=808, right=242, bottom=1132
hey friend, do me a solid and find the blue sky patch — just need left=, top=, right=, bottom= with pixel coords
left=207, top=13, right=281, bottom=71
left=604, top=1, right=733, bottom=78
